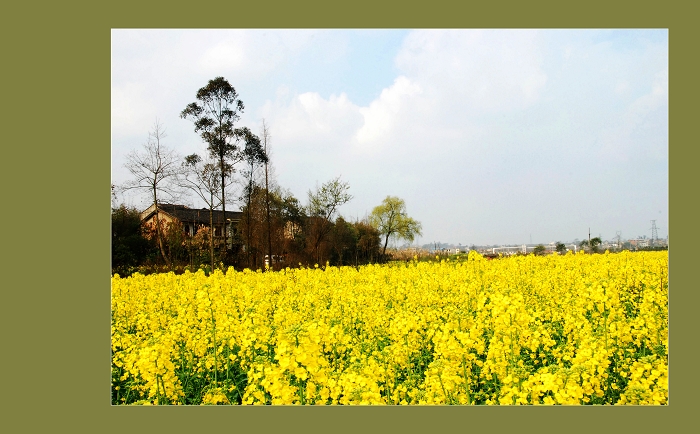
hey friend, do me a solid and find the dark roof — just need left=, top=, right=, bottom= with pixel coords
left=146, top=204, right=242, bottom=226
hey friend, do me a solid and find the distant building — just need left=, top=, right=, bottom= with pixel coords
left=140, top=203, right=242, bottom=247
left=629, top=238, right=650, bottom=248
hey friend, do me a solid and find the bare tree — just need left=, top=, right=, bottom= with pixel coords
left=122, top=119, right=182, bottom=267
left=180, top=153, right=229, bottom=270
left=111, top=184, right=118, bottom=208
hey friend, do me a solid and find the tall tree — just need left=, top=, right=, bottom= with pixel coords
left=122, top=120, right=181, bottom=267
left=181, top=77, right=265, bottom=259
left=330, top=217, right=358, bottom=266
left=239, top=132, right=268, bottom=269
left=307, top=177, right=352, bottom=264
left=279, top=190, right=308, bottom=265
left=180, top=153, right=226, bottom=270
left=237, top=184, right=310, bottom=269
left=261, top=119, right=273, bottom=270
left=369, top=196, right=422, bottom=256
left=353, top=220, right=381, bottom=265
left=239, top=185, right=274, bottom=269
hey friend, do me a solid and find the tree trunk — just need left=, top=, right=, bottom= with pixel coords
left=220, top=155, right=227, bottom=262
left=382, top=233, right=391, bottom=256
left=153, top=189, right=170, bottom=268
left=209, top=192, right=215, bottom=271
left=246, top=179, right=253, bottom=269
left=265, top=160, right=272, bottom=270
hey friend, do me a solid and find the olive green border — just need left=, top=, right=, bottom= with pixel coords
left=10, top=0, right=687, bottom=431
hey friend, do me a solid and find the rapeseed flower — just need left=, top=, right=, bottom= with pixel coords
left=112, top=251, right=667, bottom=405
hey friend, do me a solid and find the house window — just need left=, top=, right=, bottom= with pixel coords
left=214, top=227, right=221, bottom=237
left=184, top=224, right=190, bottom=235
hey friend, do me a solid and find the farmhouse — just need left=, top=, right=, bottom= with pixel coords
left=140, top=203, right=242, bottom=246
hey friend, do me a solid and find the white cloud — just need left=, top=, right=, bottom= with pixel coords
left=260, top=91, right=363, bottom=147
left=355, top=76, right=422, bottom=149
left=197, top=30, right=317, bottom=78
left=395, top=29, right=548, bottom=114
left=256, top=90, right=365, bottom=198
left=199, top=38, right=246, bottom=72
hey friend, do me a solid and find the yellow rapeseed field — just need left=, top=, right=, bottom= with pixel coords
left=111, top=250, right=668, bottom=405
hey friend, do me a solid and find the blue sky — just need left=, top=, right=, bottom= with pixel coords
left=111, top=29, right=668, bottom=246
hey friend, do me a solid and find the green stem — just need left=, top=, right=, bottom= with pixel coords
left=226, top=345, right=230, bottom=383
left=210, top=305, right=218, bottom=384
left=461, top=355, right=471, bottom=405
left=438, top=372, right=450, bottom=404
left=154, top=359, right=162, bottom=404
